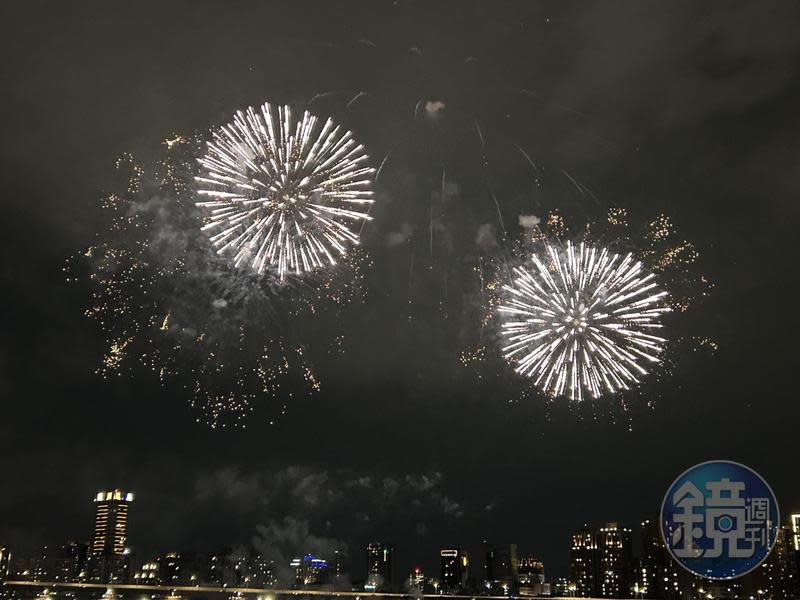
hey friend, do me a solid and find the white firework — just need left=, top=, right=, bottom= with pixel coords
left=498, top=241, right=670, bottom=401
left=196, top=103, right=375, bottom=280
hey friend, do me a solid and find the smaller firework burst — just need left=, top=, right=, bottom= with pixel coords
left=498, top=241, right=671, bottom=401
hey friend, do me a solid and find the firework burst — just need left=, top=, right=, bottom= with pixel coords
left=67, top=135, right=367, bottom=429
left=460, top=207, right=713, bottom=412
left=498, top=241, right=670, bottom=401
left=196, top=103, right=375, bottom=280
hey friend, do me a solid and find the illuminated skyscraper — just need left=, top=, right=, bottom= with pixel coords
left=440, top=548, right=469, bottom=592
left=366, top=543, right=394, bottom=591
left=570, top=522, right=633, bottom=598
left=569, top=525, right=597, bottom=597
left=596, top=522, right=632, bottom=598
left=89, top=489, right=134, bottom=583
left=636, top=518, right=680, bottom=600
left=91, top=489, right=134, bottom=556
left=792, top=513, right=800, bottom=551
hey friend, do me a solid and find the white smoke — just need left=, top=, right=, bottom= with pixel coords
left=424, top=100, right=446, bottom=115
left=476, top=223, right=498, bottom=249
left=518, top=214, right=541, bottom=228
left=386, top=223, right=414, bottom=247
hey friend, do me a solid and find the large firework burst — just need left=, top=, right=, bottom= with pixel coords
left=196, top=103, right=375, bottom=280
left=498, top=241, right=671, bottom=401
left=459, top=207, right=714, bottom=419
left=66, top=136, right=367, bottom=429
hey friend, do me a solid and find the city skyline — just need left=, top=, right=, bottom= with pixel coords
left=2, top=1, right=800, bottom=599
left=2, top=488, right=799, bottom=599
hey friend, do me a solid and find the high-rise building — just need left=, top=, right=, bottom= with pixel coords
left=366, top=543, right=394, bottom=591
left=156, top=551, right=205, bottom=587
left=207, top=550, right=230, bottom=587
left=33, top=545, right=55, bottom=581
left=332, top=549, right=345, bottom=577
left=205, top=549, right=257, bottom=587
left=159, top=552, right=182, bottom=586
left=791, top=513, right=800, bottom=551
left=517, top=555, right=547, bottom=597
left=636, top=518, right=681, bottom=599
left=440, top=548, right=468, bottom=592
left=408, top=566, right=425, bottom=592
left=133, top=561, right=160, bottom=585
left=0, top=546, right=11, bottom=582
left=569, top=525, right=597, bottom=597
left=596, top=522, right=632, bottom=598
left=56, top=541, right=89, bottom=582
left=89, top=489, right=134, bottom=583
left=290, top=554, right=331, bottom=587
left=250, top=554, right=277, bottom=588
left=551, top=577, right=574, bottom=597
left=484, top=543, right=518, bottom=594
left=746, top=525, right=800, bottom=600
left=133, top=552, right=206, bottom=587
left=517, top=555, right=544, bottom=585
left=91, top=490, right=134, bottom=556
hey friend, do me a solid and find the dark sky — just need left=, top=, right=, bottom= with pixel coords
left=1, top=0, right=800, bottom=581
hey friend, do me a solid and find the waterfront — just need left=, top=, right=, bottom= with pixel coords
left=1, top=581, right=647, bottom=600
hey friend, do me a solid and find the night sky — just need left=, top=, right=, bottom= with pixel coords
left=1, top=0, right=799, bottom=582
